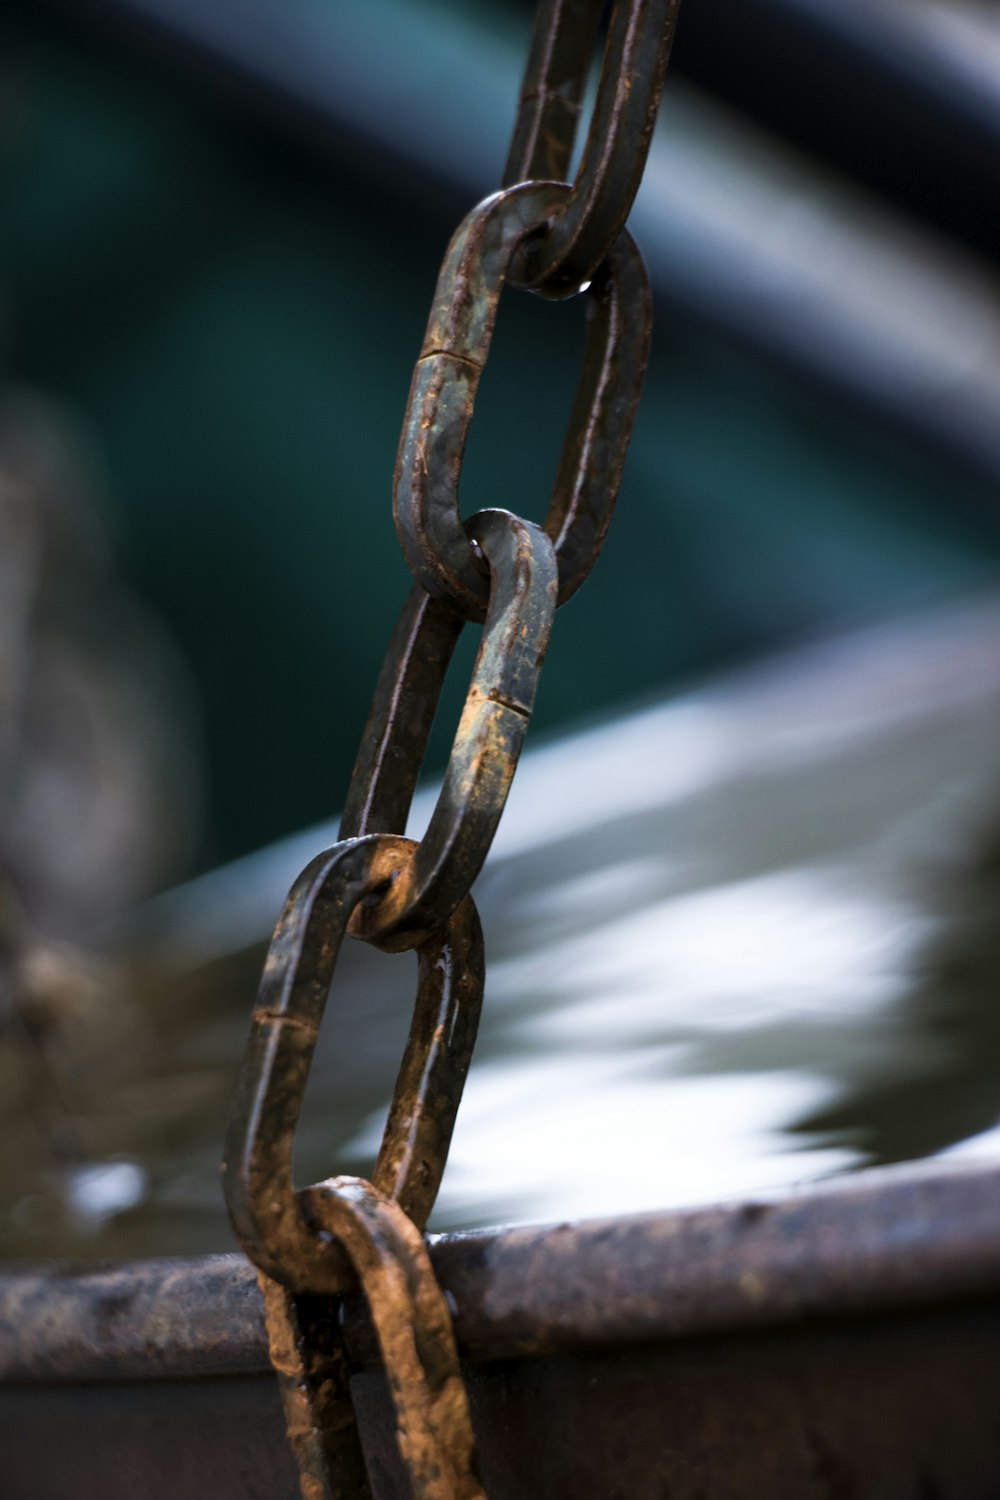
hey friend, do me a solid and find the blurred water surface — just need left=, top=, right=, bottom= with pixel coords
left=6, top=591, right=995, bottom=1259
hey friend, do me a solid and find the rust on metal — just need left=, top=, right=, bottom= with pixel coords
left=4, top=1299, right=1000, bottom=1499
left=420, top=1157, right=1000, bottom=1361
left=352, top=1298, right=1000, bottom=1499
left=299, top=1178, right=484, bottom=1500
left=393, top=180, right=651, bottom=619
left=343, top=508, right=556, bottom=949
left=503, top=0, right=604, bottom=188
left=506, top=0, right=681, bottom=298
left=0, top=1254, right=269, bottom=1383
left=338, top=589, right=463, bottom=850
left=259, top=1273, right=372, bottom=1500
left=223, top=834, right=484, bottom=1294
left=220, top=4, right=678, bottom=1494
left=6, top=1161, right=1000, bottom=1493
left=7, top=1160, right=1000, bottom=1385
left=224, top=835, right=484, bottom=1495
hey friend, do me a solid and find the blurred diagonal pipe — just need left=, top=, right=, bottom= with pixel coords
left=662, top=0, right=1000, bottom=257
left=30, top=0, right=1000, bottom=490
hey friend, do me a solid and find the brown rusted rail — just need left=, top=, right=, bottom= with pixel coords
left=3, top=1158, right=1000, bottom=1496
left=4, top=1158, right=1000, bottom=1382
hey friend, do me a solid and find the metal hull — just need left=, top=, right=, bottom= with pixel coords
left=3, top=1157, right=999, bottom=1497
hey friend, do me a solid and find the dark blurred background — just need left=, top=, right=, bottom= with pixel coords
left=3, top=0, right=999, bottom=880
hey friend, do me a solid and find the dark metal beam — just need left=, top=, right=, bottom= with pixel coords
left=669, top=0, right=1000, bottom=259
left=3, top=1157, right=1000, bottom=1383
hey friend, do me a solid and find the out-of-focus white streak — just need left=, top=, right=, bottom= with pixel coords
left=144, top=590, right=1000, bottom=960
left=130, top=591, right=1000, bottom=1229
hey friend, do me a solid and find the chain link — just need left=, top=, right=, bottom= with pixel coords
left=506, top=0, right=681, bottom=298
left=504, top=0, right=604, bottom=188
left=298, top=1178, right=485, bottom=1500
left=343, top=508, right=555, bottom=948
left=224, top=835, right=484, bottom=1293
left=394, top=182, right=650, bottom=620
left=225, top=3, right=676, bottom=1494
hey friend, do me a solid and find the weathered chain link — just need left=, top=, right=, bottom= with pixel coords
left=224, top=835, right=484, bottom=1293
left=342, top=509, right=556, bottom=949
left=394, top=183, right=650, bottom=621
left=298, top=1178, right=485, bottom=1500
left=224, top=835, right=486, bottom=1496
left=225, top=4, right=676, bottom=1495
left=504, top=0, right=604, bottom=188
left=506, top=0, right=681, bottom=298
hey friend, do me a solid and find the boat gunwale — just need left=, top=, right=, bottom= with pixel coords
left=1, top=1154, right=998, bottom=1383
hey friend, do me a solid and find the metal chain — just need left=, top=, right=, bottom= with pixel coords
left=343, top=508, right=557, bottom=949
left=225, top=836, right=485, bottom=1496
left=393, top=184, right=651, bottom=621
left=224, top=3, right=677, bottom=1495
left=505, top=0, right=680, bottom=299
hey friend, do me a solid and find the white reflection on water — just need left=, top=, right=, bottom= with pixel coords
left=345, top=868, right=930, bottom=1228
left=434, top=1065, right=854, bottom=1226
left=365, top=1058, right=855, bottom=1229
left=65, top=1161, right=148, bottom=1228
left=347, top=596, right=1000, bottom=1230
left=121, top=592, right=1000, bottom=1248
left=500, top=868, right=929, bottom=1036
left=939, top=1121, right=1000, bottom=1161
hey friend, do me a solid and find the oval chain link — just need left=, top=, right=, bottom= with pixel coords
left=343, top=508, right=556, bottom=950
left=299, top=1178, right=486, bottom=1500
left=505, top=0, right=680, bottom=299
left=224, top=834, right=484, bottom=1293
left=395, top=181, right=650, bottom=620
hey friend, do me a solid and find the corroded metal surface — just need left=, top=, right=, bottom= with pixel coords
left=223, top=836, right=484, bottom=1293
left=394, top=182, right=650, bottom=618
left=3, top=1160, right=1000, bottom=1496
left=224, top=835, right=485, bottom=1496
left=4, top=1158, right=1000, bottom=1384
left=225, top=2, right=677, bottom=1484
left=424, top=1157, right=1000, bottom=1361
left=300, top=1179, right=484, bottom=1500
left=505, top=0, right=680, bottom=298
left=0, top=1254, right=267, bottom=1382
left=343, top=510, right=556, bottom=949
left=503, top=0, right=604, bottom=188
left=4, top=1302, right=1000, bottom=1499
left=259, top=1273, right=372, bottom=1500
left=355, top=1301, right=1000, bottom=1499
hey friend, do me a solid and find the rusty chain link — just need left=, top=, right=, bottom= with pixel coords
left=224, top=835, right=484, bottom=1292
left=225, top=835, right=485, bottom=1496
left=394, top=184, right=650, bottom=620
left=224, top=3, right=676, bottom=1495
left=342, top=508, right=556, bottom=948
left=299, top=1178, right=485, bottom=1500
left=505, top=0, right=680, bottom=298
